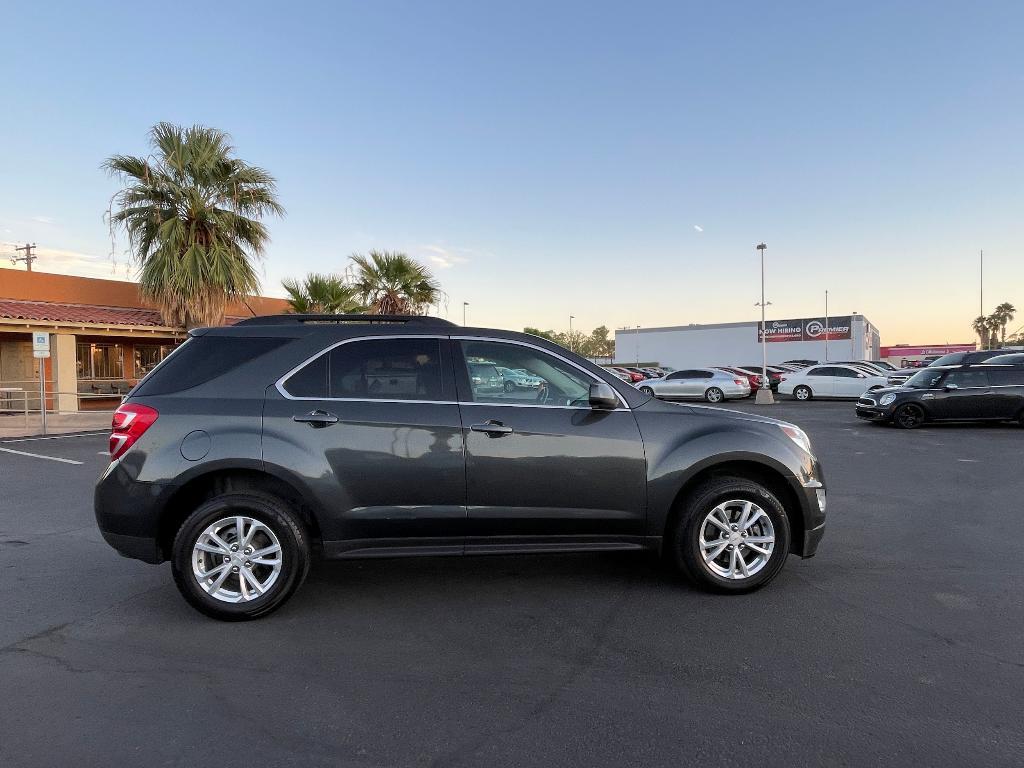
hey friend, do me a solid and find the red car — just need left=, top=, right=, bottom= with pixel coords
left=714, top=367, right=765, bottom=392
left=606, top=366, right=645, bottom=383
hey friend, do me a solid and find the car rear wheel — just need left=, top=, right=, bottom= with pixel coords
left=893, top=403, right=926, bottom=429
left=670, top=477, right=791, bottom=592
left=793, top=385, right=812, bottom=401
left=503, top=381, right=515, bottom=393
left=705, top=387, right=724, bottom=403
left=171, top=492, right=311, bottom=621
left=640, top=385, right=654, bottom=396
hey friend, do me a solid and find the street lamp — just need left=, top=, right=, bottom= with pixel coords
left=755, top=243, right=774, bottom=405
left=569, top=315, right=575, bottom=352
left=462, top=302, right=469, bottom=326
left=635, top=324, right=641, bottom=366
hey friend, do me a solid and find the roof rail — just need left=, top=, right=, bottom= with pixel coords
left=234, top=313, right=457, bottom=327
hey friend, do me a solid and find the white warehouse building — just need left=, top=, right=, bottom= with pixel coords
left=614, top=314, right=881, bottom=369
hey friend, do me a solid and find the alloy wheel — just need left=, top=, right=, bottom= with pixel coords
left=895, top=404, right=924, bottom=429
left=698, top=499, right=776, bottom=580
left=191, top=516, right=283, bottom=603
left=706, top=388, right=724, bottom=403
left=795, top=386, right=811, bottom=401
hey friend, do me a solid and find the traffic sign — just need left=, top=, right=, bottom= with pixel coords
left=32, top=332, right=50, bottom=359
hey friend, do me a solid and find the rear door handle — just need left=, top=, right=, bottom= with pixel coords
left=293, top=409, right=339, bottom=427
left=470, top=420, right=514, bottom=437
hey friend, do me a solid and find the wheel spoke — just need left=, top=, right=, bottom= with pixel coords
left=195, top=542, right=226, bottom=555
left=707, top=509, right=731, bottom=533
left=241, top=568, right=264, bottom=597
left=743, top=509, right=765, bottom=530
left=728, top=546, right=738, bottom=576
left=250, top=544, right=281, bottom=559
left=735, top=549, right=749, bottom=577
left=205, top=566, right=232, bottom=594
left=208, top=531, right=232, bottom=552
left=744, top=535, right=773, bottom=544
left=737, top=501, right=753, bottom=529
left=746, top=543, right=771, bottom=556
left=241, top=521, right=260, bottom=548
left=235, top=517, right=247, bottom=546
left=703, top=541, right=728, bottom=561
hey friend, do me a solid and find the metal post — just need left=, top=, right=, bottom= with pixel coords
left=39, top=359, right=47, bottom=436
left=635, top=325, right=640, bottom=366
left=568, top=315, right=574, bottom=352
left=462, top=302, right=468, bottom=326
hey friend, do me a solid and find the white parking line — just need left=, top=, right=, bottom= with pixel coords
left=0, top=431, right=107, bottom=444
left=0, top=447, right=84, bottom=465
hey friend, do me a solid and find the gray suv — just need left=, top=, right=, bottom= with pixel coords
left=95, top=315, right=827, bottom=620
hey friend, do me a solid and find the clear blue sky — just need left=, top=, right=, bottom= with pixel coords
left=2, top=1, right=1022, bottom=343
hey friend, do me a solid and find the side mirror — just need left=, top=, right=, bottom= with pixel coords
left=589, top=382, right=619, bottom=409
left=944, top=383, right=959, bottom=392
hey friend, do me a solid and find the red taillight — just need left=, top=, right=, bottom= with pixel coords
left=734, top=379, right=745, bottom=386
left=109, top=403, right=159, bottom=461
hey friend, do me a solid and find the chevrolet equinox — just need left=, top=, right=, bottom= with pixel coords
left=95, top=315, right=827, bottom=620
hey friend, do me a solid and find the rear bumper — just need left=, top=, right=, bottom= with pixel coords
left=95, top=462, right=168, bottom=563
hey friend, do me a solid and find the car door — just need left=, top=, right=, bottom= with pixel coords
left=659, top=370, right=691, bottom=398
left=454, top=337, right=647, bottom=548
left=833, top=366, right=870, bottom=397
left=262, top=335, right=467, bottom=555
left=803, top=366, right=837, bottom=397
left=927, top=370, right=994, bottom=420
left=988, top=369, right=1024, bottom=418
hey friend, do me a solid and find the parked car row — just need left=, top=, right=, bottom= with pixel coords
left=612, top=358, right=901, bottom=403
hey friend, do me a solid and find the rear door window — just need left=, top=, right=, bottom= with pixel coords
left=945, top=371, right=989, bottom=388
left=133, top=336, right=288, bottom=396
left=282, top=337, right=446, bottom=401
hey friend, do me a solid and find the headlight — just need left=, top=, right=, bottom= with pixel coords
left=780, top=424, right=812, bottom=455
left=879, top=393, right=896, bottom=406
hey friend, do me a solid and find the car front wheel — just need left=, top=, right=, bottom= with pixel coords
left=670, top=477, right=791, bottom=592
left=171, top=492, right=311, bottom=621
left=892, top=403, right=926, bottom=429
left=639, top=385, right=655, bottom=396
left=793, top=385, right=812, bottom=401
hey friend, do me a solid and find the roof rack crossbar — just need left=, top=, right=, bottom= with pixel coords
left=235, top=314, right=457, bottom=327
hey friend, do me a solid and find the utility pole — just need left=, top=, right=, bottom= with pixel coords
left=635, top=325, right=640, bottom=366
left=569, top=315, right=575, bottom=352
left=979, top=249, right=984, bottom=320
left=12, top=243, right=37, bottom=271
left=462, top=302, right=469, bottom=326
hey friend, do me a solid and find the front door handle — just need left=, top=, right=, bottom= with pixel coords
left=471, top=420, right=513, bottom=437
left=293, top=409, right=339, bottom=428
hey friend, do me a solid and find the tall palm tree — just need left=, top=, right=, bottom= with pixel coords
left=993, top=302, right=1016, bottom=345
left=282, top=274, right=365, bottom=314
left=104, top=122, right=284, bottom=327
left=972, top=316, right=991, bottom=349
left=351, top=250, right=441, bottom=315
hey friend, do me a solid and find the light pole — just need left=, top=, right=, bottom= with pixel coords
left=569, top=315, right=575, bottom=352
left=462, top=302, right=469, bottom=326
left=635, top=325, right=641, bottom=366
left=824, top=289, right=829, bottom=362
left=755, top=243, right=774, bottom=404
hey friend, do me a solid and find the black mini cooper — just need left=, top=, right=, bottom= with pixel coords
left=856, top=364, right=1024, bottom=428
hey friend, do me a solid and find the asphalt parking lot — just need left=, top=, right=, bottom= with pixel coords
left=1, top=402, right=1023, bottom=767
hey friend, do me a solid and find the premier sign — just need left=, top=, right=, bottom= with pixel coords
left=757, top=316, right=852, bottom=343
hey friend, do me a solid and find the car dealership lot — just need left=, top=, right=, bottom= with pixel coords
left=1, top=408, right=1023, bottom=767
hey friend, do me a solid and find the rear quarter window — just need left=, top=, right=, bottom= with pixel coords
left=132, top=336, right=288, bottom=396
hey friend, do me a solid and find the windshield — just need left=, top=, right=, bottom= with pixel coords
left=904, top=369, right=945, bottom=389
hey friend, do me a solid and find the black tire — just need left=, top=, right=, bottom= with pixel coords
left=640, top=386, right=655, bottom=396
left=705, top=387, right=724, bottom=403
left=669, top=477, right=791, bottom=593
left=793, top=385, right=812, bottom=401
left=171, top=492, right=311, bottom=621
left=892, top=403, right=926, bottom=429
left=503, top=380, right=515, bottom=393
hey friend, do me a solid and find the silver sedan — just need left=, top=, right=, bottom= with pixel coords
left=637, top=368, right=751, bottom=403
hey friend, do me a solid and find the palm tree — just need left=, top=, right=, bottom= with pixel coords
left=282, top=274, right=365, bottom=314
left=104, top=122, right=284, bottom=327
left=351, top=250, right=441, bottom=315
left=993, top=302, right=1017, bottom=345
left=972, top=316, right=991, bottom=349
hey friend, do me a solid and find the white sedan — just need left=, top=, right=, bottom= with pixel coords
left=778, top=364, right=887, bottom=401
